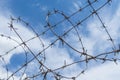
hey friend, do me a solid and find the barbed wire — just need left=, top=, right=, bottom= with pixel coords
left=0, top=0, right=120, bottom=80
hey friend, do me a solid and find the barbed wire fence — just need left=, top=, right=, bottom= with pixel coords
left=0, top=0, right=120, bottom=80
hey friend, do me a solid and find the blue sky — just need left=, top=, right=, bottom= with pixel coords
left=0, top=0, right=120, bottom=80
left=9, top=0, right=80, bottom=25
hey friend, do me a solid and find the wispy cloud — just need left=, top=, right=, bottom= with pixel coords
left=0, top=0, right=120, bottom=80
left=0, top=1, right=78, bottom=79
left=80, top=62, right=120, bottom=80
left=73, top=2, right=81, bottom=10
left=69, top=1, right=82, bottom=13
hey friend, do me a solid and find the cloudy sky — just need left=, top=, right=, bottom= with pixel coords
left=0, top=0, right=120, bottom=80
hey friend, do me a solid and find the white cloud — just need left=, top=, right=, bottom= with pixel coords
left=73, top=1, right=82, bottom=10
left=75, top=1, right=120, bottom=80
left=0, top=0, right=120, bottom=80
left=0, top=1, right=77, bottom=79
left=33, top=2, right=48, bottom=11
left=69, top=1, right=82, bottom=13
left=60, top=1, right=120, bottom=79
left=79, top=62, right=120, bottom=80
left=0, top=65, right=27, bottom=80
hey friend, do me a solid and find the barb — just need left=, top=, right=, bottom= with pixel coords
left=0, top=0, right=120, bottom=80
